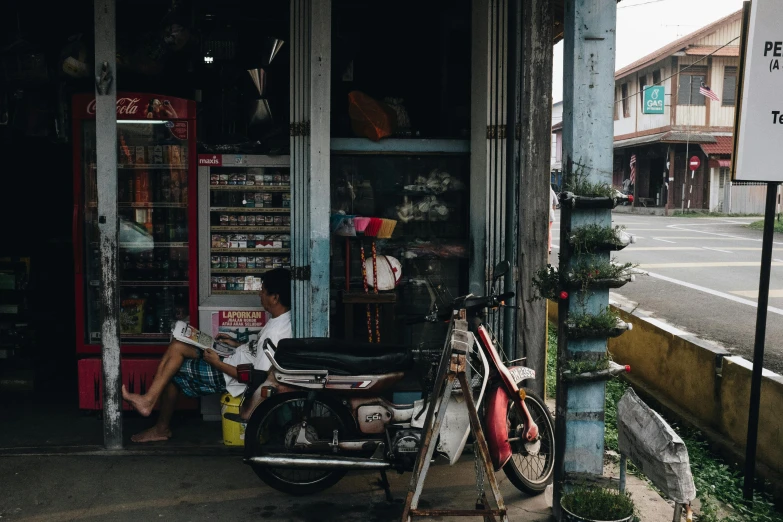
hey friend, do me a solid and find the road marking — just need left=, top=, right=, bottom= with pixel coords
left=652, top=237, right=676, bottom=244
left=640, top=262, right=783, bottom=268
left=667, top=225, right=783, bottom=245
left=702, top=247, right=734, bottom=254
left=732, top=290, right=783, bottom=298
left=642, top=271, right=783, bottom=316
left=651, top=236, right=758, bottom=240
left=625, top=247, right=701, bottom=251
left=621, top=228, right=674, bottom=231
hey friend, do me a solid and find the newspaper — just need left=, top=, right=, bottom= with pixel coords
left=172, top=320, right=237, bottom=357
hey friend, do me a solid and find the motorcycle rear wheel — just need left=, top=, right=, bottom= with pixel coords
left=244, top=392, right=356, bottom=495
left=502, top=389, right=555, bottom=495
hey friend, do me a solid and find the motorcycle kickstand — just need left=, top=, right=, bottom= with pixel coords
left=377, top=470, right=393, bottom=502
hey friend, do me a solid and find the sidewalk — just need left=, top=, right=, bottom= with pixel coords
left=0, top=399, right=677, bottom=521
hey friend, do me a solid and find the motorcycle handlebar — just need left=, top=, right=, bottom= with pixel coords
left=461, top=291, right=515, bottom=311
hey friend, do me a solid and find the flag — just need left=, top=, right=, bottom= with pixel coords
left=699, top=82, right=720, bottom=102
left=629, top=154, right=637, bottom=185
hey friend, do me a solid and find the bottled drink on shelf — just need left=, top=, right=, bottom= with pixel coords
left=161, top=171, right=171, bottom=202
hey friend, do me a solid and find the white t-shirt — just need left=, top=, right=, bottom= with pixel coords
left=222, top=311, right=292, bottom=397
left=549, top=188, right=558, bottom=222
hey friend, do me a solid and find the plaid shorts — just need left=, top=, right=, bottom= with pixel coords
left=172, top=358, right=227, bottom=398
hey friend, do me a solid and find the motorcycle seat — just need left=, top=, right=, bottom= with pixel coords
left=274, top=338, right=414, bottom=376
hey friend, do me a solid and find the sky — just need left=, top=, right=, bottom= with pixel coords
left=551, top=0, right=746, bottom=104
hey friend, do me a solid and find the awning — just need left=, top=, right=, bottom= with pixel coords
left=614, top=131, right=717, bottom=149
left=709, top=159, right=731, bottom=168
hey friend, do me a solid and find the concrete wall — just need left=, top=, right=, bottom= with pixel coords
left=547, top=298, right=783, bottom=476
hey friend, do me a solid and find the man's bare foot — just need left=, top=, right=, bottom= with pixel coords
left=121, top=384, right=154, bottom=417
left=130, top=426, right=172, bottom=443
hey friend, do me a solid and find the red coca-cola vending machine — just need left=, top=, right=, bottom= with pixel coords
left=72, top=93, right=198, bottom=410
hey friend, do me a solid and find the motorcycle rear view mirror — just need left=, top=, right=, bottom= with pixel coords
left=493, top=261, right=510, bottom=281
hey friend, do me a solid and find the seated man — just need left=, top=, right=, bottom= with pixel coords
left=122, top=268, right=292, bottom=442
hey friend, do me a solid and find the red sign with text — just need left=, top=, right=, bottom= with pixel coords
left=689, top=156, right=701, bottom=171
left=72, top=92, right=195, bottom=121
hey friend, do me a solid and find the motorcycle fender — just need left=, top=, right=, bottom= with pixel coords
left=485, top=384, right=512, bottom=472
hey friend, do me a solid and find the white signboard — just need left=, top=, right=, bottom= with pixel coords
left=734, top=0, right=783, bottom=182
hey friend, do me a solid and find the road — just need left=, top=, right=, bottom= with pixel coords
left=550, top=214, right=783, bottom=373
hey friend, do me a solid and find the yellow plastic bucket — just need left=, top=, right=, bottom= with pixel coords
left=220, top=393, right=246, bottom=446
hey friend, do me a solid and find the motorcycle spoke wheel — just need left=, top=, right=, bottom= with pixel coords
left=245, top=394, right=354, bottom=495
left=502, top=389, right=555, bottom=495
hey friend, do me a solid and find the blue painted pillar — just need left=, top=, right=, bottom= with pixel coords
left=554, top=0, right=617, bottom=518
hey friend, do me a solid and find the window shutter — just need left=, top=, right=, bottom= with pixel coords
left=723, top=66, right=737, bottom=106
left=639, top=75, right=647, bottom=110
left=677, top=75, right=691, bottom=104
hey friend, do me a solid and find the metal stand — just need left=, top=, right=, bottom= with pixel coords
left=401, top=311, right=508, bottom=522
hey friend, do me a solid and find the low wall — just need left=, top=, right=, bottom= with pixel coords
left=547, top=298, right=783, bottom=477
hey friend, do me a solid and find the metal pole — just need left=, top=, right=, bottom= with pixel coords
left=94, top=0, right=122, bottom=450
left=743, top=182, right=780, bottom=499
left=619, top=454, right=627, bottom=493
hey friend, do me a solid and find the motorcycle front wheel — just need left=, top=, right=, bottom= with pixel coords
left=502, top=389, right=555, bottom=495
left=244, top=392, right=356, bottom=495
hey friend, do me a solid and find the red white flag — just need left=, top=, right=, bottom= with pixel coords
left=629, top=154, right=637, bottom=185
left=699, top=82, right=720, bottom=102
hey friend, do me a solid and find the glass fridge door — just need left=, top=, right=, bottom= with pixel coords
left=82, top=120, right=191, bottom=345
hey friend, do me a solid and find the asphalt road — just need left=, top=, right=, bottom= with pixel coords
left=550, top=213, right=783, bottom=373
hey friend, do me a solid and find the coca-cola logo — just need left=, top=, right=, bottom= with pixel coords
left=86, top=97, right=142, bottom=116
left=198, top=155, right=222, bottom=166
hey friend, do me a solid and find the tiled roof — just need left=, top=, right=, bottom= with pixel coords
left=700, top=135, right=734, bottom=155
left=614, top=131, right=717, bottom=149
left=615, top=10, right=742, bottom=79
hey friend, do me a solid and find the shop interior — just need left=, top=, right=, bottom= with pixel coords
left=0, top=0, right=472, bottom=446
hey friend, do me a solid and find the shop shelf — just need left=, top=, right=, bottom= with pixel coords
left=211, top=248, right=290, bottom=254
left=210, top=226, right=290, bottom=233
left=211, top=268, right=274, bottom=274
left=115, top=281, right=190, bottom=286
left=210, top=207, right=290, bottom=213
left=210, top=185, right=290, bottom=192
left=211, top=290, right=259, bottom=295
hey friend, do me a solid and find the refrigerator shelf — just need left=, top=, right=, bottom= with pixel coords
left=211, top=226, right=290, bottom=233
left=92, top=164, right=188, bottom=170
left=210, top=207, right=290, bottom=213
left=88, top=242, right=190, bottom=248
left=119, top=281, right=190, bottom=286
left=87, top=203, right=189, bottom=209
left=211, top=268, right=274, bottom=274
left=211, top=248, right=290, bottom=254
left=211, top=290, right=260, bottom=295
left=210, top=185, right=290, bottom=192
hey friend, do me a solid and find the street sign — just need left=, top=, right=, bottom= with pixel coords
left=733, top=0, right=783, bottom=182
left=689, top=156, right=700, bottom=171
left=642, top=86, right=665, bottom=114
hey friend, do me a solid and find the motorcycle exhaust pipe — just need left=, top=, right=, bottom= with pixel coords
left=245, top=455, right=392, bottom=470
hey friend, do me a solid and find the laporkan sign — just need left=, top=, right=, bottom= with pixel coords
left=642, top=86, right=665, bottom=115
left=733, top=0, right=783, bottom=182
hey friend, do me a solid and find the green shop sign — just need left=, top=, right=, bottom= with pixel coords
left=643, top=85, right=665, bottom=115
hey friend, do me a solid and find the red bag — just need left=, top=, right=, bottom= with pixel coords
left=347, top=91, right=398, bottom=142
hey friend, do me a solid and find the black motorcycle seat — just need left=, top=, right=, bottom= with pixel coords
left=274, top=338, right=414, bottom=376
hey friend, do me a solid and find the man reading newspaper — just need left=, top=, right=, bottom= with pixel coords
left=122, top=268, right=292, bottom=443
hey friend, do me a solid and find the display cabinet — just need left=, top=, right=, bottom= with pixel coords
left=330, top=139, right=470, bottom=348
left=198, top=154, right=291, bottom=309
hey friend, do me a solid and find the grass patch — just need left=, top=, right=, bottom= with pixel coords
left=748, top=219, right=783, bottom=233
left=548, top=326, right=783, bottom=522
left=561, top=487, right=636, bottom=520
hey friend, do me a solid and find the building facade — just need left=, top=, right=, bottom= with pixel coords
left=612, top=10, right=741, bottom=211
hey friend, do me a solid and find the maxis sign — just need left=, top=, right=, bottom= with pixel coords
left=642, top=86, right=665, bottom=115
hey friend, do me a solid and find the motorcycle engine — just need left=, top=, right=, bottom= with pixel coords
left=391, top=429, right=422, bottom=470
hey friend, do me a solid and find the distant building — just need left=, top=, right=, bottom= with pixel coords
left=551, top=100, right=563, bottom=190
left=612, top=10, right=741, bottom=211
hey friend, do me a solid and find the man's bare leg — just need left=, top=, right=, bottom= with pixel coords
left=122, top=340, right=199, bottom=416
left=131, top=382, right=179, bottom=443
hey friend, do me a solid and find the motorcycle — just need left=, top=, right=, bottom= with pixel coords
left=233, top=262, right=555, bottom=496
